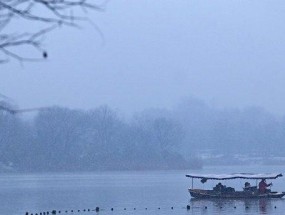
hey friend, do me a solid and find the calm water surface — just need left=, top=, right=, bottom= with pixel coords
left=1, top=166, right=285, bottom=215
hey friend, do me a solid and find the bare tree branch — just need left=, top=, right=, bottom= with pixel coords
left=0, top=97, right=49, bottom=114
left=0, top=104, right=48, bottom=114
left=0, top=0, right=103, bottom=63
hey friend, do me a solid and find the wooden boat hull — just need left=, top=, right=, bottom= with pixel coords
left=189, top=189, right=285, bottom=199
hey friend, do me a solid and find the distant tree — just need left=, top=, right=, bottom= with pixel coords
left=83, top=106, right=124, bottom=170
left=34, top=106, right=86, bottom=171
left=153, top=117, right=184, bottom=151
left=0, top=110, right=33, bottom=170
left=0, top=0, right=103, bottom=62
left=128, top=113, right=187, bottom=169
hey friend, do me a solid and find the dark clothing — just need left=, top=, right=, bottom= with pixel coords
left=213, top=183, right=235, bottom=193
left=214, top=183, right=224, bottom=192
left=244, top=186, right=257, bottom=192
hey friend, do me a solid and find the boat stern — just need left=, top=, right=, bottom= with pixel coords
left=189, top=189, right=210, bottom=198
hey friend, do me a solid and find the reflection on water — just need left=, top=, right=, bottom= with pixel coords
left=190, top=198, right=285, bottom=214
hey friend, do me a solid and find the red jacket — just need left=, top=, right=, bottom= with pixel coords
left=259, top=181, right=269, bottom=193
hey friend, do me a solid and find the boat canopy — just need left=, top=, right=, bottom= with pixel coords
left=186, top=173, right=283, bottom=180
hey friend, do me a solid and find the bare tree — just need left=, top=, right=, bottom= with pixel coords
left=0, top=0, right=103, bottom=62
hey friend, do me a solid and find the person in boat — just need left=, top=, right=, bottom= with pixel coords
left=259, top=179, right=272, bottom=194
left=213, top=182, right=235, bottom=193
left=214, top=182, right=225, bottom=192
left=244, top=182, right=257, bottom=192
left=244, top=182, right=251, bottom=191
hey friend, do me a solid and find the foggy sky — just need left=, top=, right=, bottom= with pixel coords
left=1, top=0, right=285, bottom=115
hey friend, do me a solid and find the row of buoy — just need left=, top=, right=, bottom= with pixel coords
left=25, top=206, right=179, bottom=215
left=24, top=205, right=278, bottom=214
left=120, top=206, right=174, bottom=210
left=25, top=208, right=99, bottom=215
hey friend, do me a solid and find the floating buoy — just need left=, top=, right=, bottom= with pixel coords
left=43, top=51, right=48, bottom=59
left=205, top=206, right=207, bottom=209
left=158, top=207, right=160, bottom=210
left=234, top=206, right=236, bottom=209
left=95, top=207, right=100, bottom=212
left=171, top=207, right=173, bottom=210
left=275, top=206, right=277, bottom=209
left=111, top=208, right=113, bottom=211
left=52, top=210, right=56, bottom=214
left=124, top=208, right=126, bottom=210
left=134, top=208, right=136, bottom=210
left=187, top=205, right=190, bottom=210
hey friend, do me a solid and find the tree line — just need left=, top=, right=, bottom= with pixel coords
left=1, top=98, right=285, bottom=172
left=174, top=99, right=285, bottom=165
left=0, top=105, right=199, bottom=172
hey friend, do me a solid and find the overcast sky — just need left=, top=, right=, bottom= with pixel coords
left=1, top=0, right=285, bottom=116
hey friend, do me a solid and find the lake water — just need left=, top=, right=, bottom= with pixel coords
left=1, top=165, right=285, bottom=215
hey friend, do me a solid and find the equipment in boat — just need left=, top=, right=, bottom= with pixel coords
left=186, top=173, right=285, bottom=199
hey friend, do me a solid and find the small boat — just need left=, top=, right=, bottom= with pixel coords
left=186, top=173, right=285, bottom=199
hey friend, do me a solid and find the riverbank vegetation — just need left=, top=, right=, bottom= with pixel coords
left=1, top=98, right=284, bottom=172
left=0, top=105, right=201, bottom=172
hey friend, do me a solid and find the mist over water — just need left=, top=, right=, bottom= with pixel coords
left=1, top=165, right=285, bottom=215
left=2, top=0, right=285, bottom=214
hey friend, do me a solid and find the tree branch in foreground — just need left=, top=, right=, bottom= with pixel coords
left=0, top=0, right=104, bottom=63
